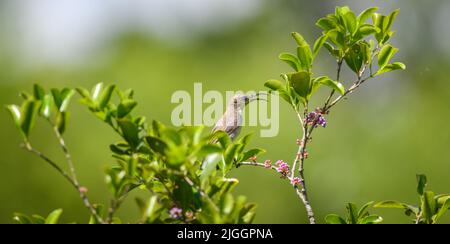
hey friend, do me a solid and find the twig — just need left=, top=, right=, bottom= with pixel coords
left=238, top=161, right=278, bottom=171
left=22, top=142, right=105, bottom=223
left=239, top=160, right=315, bottom=223
left=323, top=59, right=343, bottom=107
left=22, top=143, right=77, bottom=188
left=324, top=76, right=370, bottom=111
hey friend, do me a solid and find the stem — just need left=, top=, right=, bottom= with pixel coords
left=238, top=161, right=278, bottom=171
left=295, top=123, right=316, bottom=224
left=324, top=76, right=370, bottom=111
left=289, top=58, right=344, bottom=224
left=52, top=125, right=79, bottom=186
left=22, top=143, right=77, bottom=188
left=239, top=161, right=316, bottom=223
left=288, top=100, right=316, bottom=224
left=106, top=185, right=134, bottom=224
left=323, top=58, right=343, bottom=107
left=22, top=142, right=105, bottom=224
left=290, top=102, right=307, bottom=177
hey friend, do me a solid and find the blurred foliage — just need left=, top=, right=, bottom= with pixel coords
left=1, top=1, right=450, bottom=223
left=375, top=174, right=450, bottom=224
left=8, top=83, right=264, bottom=224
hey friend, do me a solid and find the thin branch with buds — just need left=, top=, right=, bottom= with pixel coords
left=22, top=141, right=105, bottom=223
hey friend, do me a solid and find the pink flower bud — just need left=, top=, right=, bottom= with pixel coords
left=264, top=160, right=272, bottom=169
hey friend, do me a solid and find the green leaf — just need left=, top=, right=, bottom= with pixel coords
left=357, top=7, right=378, bottom=24
left=91, top=83, right=104, bottom=102
left=335, top=6, right=352, bottom=19
left=264, top=79, right=284, bottom=91
left=297, top=45, right=313, bottom=71
left=197, top=144, right=223, bottom=157
left=99, top=84, right=116, bottom=109
left=118, top=119, right=140, bottom=149
left=13, top=213, right=32, bottom=224
left=220, top=193, right=235, bottom=215
left=361, top=41, right=372, bottom=65
left=359, top=24, right=380, bottom=36
left=20, top=100, right=41, bottom=138
left=59, top=89, right=75, bottom=112
left=436, top=194, right=450, bottom=206
left=33, top=84, right=46, bottom=100
left=346, top=203, right=359, bottom=224
left=291, top=32, right=308, bottom=47
left=421, top=191, right=436, bottom=223
left=416, top=174, right=427, bottom=196
left=241, top=148, right=265, bottom=162
left=6, top=105, right=21, bottom=131
left=135, top=196, right=159, bottom=223
left=316, top=17, right=337, bottom=32
left=76, top=87, right=91, bottom=99
left=326, top=29, right=345, bottom=49
left=56, top=112, right=69, bottom=134
left=239, top=203, right=257, bottom=224
left=432, top=198, right=450, bottom=224
left=289, top=71, right=311, bottom=99
left=117, top=99, right=137, bottom=118
left=40, top=94, right=53, bottom=118
left=223, top=144, right=241, bottom=173
left=375, top=62, right=406, bottom=75
left=358, top=215, right=383, bottom=224
left=279, top=53, right=300, bottom=71
left=357, top=201, right=374, bottom=219
left=313, top=35, right=328, bottom=58
left=372, top=13, right=386, bottom=43
left=377, top=44, right=398, bottom=70
left=343, top=11, right=357, bottom=34
left=323, top=42, right=340, bottom=57
left=325, top=214, right=346, bottom=224
left=45, top=209, right=63, bottom=224
left=374, top=200, right=419, bottom=214
left=312, top=76, right=345, bottom=96
left=344, top=43, right=364, bottom=74
left=31, top=215, right=46, bottom=224
left=385, top=9, right=400, bottom=33
left=51, top=89, right=62, bottom=109
left=146, top=136, right=168, bottom=155
left=237, top=133, right=253, bottom=147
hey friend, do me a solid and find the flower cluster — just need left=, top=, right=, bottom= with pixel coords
left=264, top=160, right=272, bottom=169
left=169, top=207, right=183, bottom=219
left=275, top=160, right=290, bottom=178
left=291, top=177, right=301, bottom=186
left=305, top=111, right=327, bottom=128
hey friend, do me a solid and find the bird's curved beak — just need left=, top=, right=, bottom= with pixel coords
left=248, top=92, right=268, bottom=102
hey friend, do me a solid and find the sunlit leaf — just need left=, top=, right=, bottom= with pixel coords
left=45, top=209, right=63, bottom=224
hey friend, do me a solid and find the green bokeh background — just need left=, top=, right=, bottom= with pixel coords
left=1, top=0, right=449, bottom=224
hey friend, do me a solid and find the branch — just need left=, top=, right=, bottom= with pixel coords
left=42, top=119, right=105, bottom=223
left=325, top=76, right=371, bottom=112
left=239, top=160, right=316, bottom=223
left=238, top=161, right=278, bottom=172
left=22, top=143, right=77, bottom=188
left=22, top=142, right=105, bottom=223
left=106, top=185, right=135, bottom=224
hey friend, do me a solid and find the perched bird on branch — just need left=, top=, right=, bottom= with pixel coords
left=211, top=93, right=266, bottom=141
left=202, top=93, right=266, bottom=173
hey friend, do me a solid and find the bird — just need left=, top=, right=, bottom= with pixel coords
left=211, top=93, right=266, bottom=141
left=201, top=93, right=266, bottom=174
